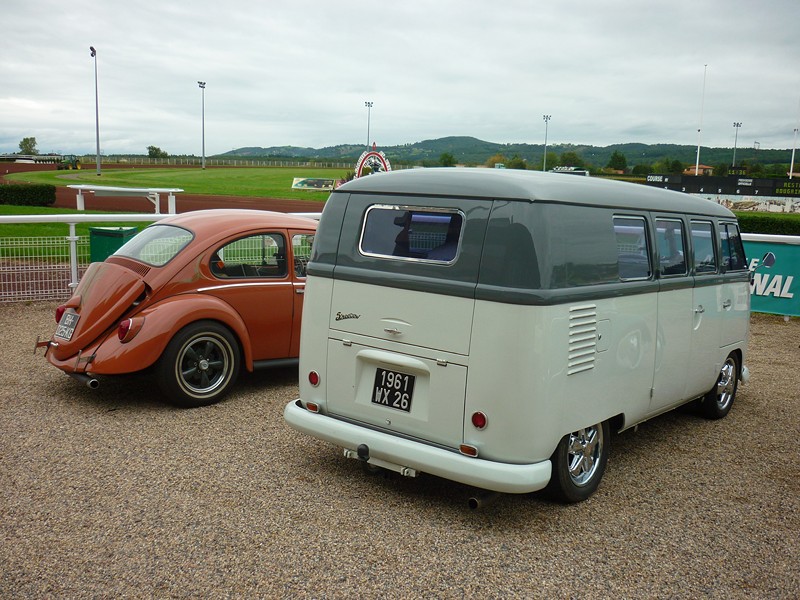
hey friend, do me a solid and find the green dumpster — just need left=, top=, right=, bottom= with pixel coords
left=89, top=227, right=138, bottom=262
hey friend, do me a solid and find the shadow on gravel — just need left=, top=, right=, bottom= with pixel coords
left=48, top=365, right=301, bottom=412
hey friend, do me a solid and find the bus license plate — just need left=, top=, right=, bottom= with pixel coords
left=372, top=368, right=415, bottom=412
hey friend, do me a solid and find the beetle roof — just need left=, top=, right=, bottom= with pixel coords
left=337, top=168, right=734, bottom=217
left=156, top=209, right=317, bottom=237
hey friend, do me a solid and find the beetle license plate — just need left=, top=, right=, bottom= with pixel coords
left=372, top=367, right=415, bottom=412
left=54, top=311, right=80, bottom=341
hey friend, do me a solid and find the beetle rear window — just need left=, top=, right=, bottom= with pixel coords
left=113, top=224, right=194, bottom=267
left=360, top=206, right=464, bottom=263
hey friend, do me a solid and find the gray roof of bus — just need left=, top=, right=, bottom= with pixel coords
left=336, top=167, right=735, bottom=217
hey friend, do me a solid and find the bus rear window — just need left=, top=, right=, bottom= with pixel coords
left=360, top=206, right=464, bottom=263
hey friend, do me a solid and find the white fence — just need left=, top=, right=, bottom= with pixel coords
left=0, top=214, right=165, bottom=303
left=0, top=235, right=90, bottom=302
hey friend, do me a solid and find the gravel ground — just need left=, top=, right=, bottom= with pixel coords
left=1, top=302, right=798, bottom=599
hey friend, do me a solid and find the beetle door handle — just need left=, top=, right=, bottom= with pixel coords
left=694, top=305, right=705, bottom=314
left=722, top=299, right=732, bottom=309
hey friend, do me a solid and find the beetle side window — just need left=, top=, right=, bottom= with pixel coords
left=721, top=223, right=747, bottom=271
left=212, top=233, right=287, bottom=278
left=360, top=206, right=464, bottom=263
left=292, top=233, right=314, bottom=277
left=690, top=221, right=717, bottom=274
left=613, top=216, right=651, bottom=280
left=655, top=218, right=687, bottom=276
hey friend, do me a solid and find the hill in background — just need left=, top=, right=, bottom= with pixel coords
left=218, top=136, right=792, bottom=168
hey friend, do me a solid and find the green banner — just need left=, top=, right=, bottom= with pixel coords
left=743, top=235, right=799, bottom=317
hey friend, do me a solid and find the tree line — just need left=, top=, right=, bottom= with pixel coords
left=13, top=136, right=794, bottom=178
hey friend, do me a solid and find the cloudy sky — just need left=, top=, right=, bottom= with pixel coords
left=2, top=0, right=798, bottom=156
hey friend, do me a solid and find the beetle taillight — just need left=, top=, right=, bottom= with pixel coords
left=117, top=317, right=144, bottom=343
left=117, top=319, right=132, bottom=341
left=55, top=305, right=66, bottom=323
left=308, top=371, right=320, bottom=386
left=471, top=411, right=488, bottom=430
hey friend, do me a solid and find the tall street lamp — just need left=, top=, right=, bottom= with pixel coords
left=695, top=64, right=708, bottom=175
left=732, top=122, right=742, bottom=166
left=198, top=81, right=206, bottom=170
left=89, top=46, right=101, bottom=176
left=791, top=99, right=799, bottom=180
left=364, top=101, right=373, bottom=149
left=542, top=115, right=551, bottom=171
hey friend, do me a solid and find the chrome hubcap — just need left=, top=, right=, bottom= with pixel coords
left=567, top=425, right=603, bottom=486
left=716, top=357, right=736, bottom=410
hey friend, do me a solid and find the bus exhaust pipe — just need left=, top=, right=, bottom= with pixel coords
left=68, top=372, right=99, bottom=389
left=468, top=490, right=501, bottom=510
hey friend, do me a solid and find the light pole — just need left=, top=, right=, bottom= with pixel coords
left=791, top=99, right=799, bottom=180
left=198, top=81, right=206, bottom=169
left=732, top=122, right=742, bottom=166
left=542, top=115, right=551, bottom=171
left=89, top=46, right=101, bottom=176
left=695, top=64, right=708, bottom=175
left=364, top=101, right=373, bottom=149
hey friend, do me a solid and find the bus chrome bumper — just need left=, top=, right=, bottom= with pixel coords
left=284, top=400, right=552, bottom=494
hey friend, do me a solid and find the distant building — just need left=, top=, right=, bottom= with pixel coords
left=683, top=164, right=714, bottom=176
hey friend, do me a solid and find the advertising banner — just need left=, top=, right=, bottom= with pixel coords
left=743, top=234, right=799, bottom=317
left=291, top=178, right=335, bottom=191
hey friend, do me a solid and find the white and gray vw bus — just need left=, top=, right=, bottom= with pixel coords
left=284, top=168, right=754, bottom=503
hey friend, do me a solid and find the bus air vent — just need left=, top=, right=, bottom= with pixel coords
left=568, top=304, right=598, bottom=375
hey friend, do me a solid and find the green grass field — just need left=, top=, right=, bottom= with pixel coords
left=4, top=166, right=348, bottom=202
left=1, top=166, right=347, bottom=239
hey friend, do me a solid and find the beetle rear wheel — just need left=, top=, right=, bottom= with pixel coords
left=157, top=321, right=240, bottom=408
left=546, top=420, right=610, bottom=503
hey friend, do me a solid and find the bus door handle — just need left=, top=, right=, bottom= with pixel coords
left=694, top=305, right=705, bottom=314
left=722, top=299, right=732, bottom=309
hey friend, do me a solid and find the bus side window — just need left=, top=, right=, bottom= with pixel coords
left=690, top=221, right=717, bottom=274
left=613, top=216, right=651, bottom=280
left=655, top=218, right=687, bottom=276
left=721, top=223, right=747, bottom=271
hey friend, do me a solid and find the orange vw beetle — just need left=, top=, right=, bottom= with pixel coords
left=37, top=209, right=317, bottom=407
